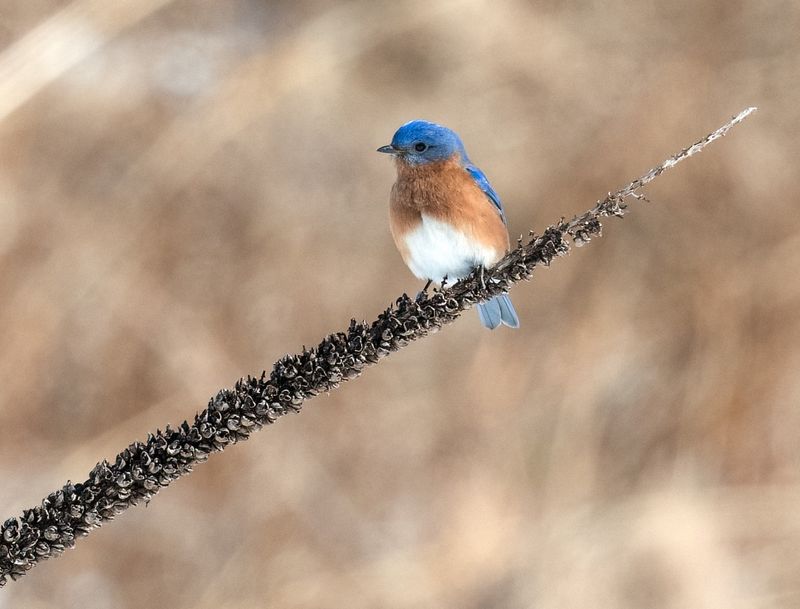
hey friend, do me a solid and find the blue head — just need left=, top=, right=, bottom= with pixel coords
left=377, top=120, right=469, bottom=165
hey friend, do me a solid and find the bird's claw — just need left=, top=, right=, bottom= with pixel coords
left=416, top=279, right=433, bottom=302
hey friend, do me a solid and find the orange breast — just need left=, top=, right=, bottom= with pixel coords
left=388, top=155, right=509, bottom=261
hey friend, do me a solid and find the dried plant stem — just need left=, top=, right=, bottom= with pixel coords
left=0, top=107, right=756, bottom=586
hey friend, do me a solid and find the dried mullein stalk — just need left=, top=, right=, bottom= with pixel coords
left=0, top=107, right=756, bottom=586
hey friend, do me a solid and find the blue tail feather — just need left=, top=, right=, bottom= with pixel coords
left=477, top=299, right=502, bottom=329
left=497, top=294, right=520, bottom=328
left=476, top=294, right=519, bottom=330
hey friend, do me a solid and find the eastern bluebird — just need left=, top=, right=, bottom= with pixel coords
left=378, top=120, right=519, bottom=330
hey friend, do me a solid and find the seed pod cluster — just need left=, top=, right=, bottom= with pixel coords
left=0, top=213, right=603, bottom=586
left=0, top=202, right=612, bottom=586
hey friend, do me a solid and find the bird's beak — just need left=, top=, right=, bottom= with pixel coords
left=376, top=145, right=398, bottom=155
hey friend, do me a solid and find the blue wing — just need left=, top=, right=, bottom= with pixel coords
left=465, top=164, right=507, bottom=225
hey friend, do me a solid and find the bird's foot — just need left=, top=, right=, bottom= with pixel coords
left=415, top=279, right=433, bottom=302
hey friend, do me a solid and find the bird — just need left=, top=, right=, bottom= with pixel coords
left=378, top=120, right=519, bottom=330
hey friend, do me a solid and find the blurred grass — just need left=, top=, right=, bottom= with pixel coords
left=0, top=1, right=798, bottom=607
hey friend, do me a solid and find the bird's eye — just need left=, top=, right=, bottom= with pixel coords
left=414, top=142, right=428, bottom=152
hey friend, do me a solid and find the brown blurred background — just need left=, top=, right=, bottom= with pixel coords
left=0, top=1, right=797, bottom=607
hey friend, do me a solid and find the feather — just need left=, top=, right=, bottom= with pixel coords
left=477, top=299, right=502, bottom=330
left=465, top=164, right=507, bottom=225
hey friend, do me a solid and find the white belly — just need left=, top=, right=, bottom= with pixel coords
left=402, top=214, right=500, bottom=284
